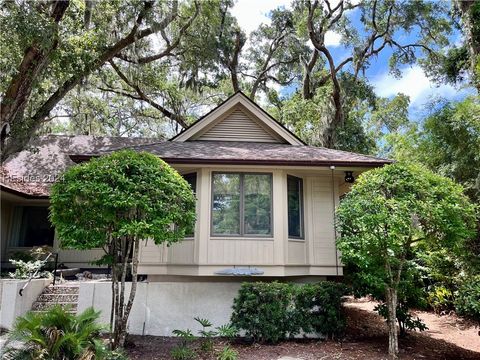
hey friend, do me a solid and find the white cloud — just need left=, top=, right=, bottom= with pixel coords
left=231, top=0, right=291, bottom=35
left=324, top=31, right=342, bottom=47
left=372, top=65, right=465, bottom=105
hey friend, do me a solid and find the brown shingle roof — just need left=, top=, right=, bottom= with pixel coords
left=73, top=141, right=392, bottom=167
left=1, top=135, right=160, bottom=197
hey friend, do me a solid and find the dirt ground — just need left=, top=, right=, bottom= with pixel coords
left=126, top=298, right=480, bottom=360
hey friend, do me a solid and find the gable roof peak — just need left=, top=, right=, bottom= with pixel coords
left=170, top=92, right=305, bottom=145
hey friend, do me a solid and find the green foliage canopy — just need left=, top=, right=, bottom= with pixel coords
left=337, top=163, right=477, bottom=300
left=50, top=150, right=196, bottom=251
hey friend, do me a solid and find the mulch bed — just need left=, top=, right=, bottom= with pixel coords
left=126, top=306, right=480, bottom=360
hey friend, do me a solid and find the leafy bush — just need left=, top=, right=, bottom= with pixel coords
left=427, top=285, right=454, bottom=314
left=1, top=306, right=111, bottom=360
left=171, top=346, right=197, bottom=360
left=230, top=281, right=349, bottom=343
left=8, top=246, right=55, bottom=279
left=104, top=349, right=129, bottom=360
left=172, top=319, right=237, bottom=359
left=455, top=275, right=480, bottom=322
left=8, top=258, right=52, bottom=279
left=217, top=346, right=238, bottom=360
left=295, top=282, right=350, bottom=339
left=194, top=317, right=216, bottom=353
left=375, top=303, right=428, bottom=337
left=230, top=282, right=297, bottom=343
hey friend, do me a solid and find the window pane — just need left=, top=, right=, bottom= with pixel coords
left=244, top=174, right=272, bottom=235
left=288, top=177, right=303, bottom=238
left=183, top=173, right=197, bottom=193
left=212, top=173, right=240, bottom=235
left=13, top=206, right=55, bottom=247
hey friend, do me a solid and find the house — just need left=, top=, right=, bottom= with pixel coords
left=0, top=92, right=391, bottom=334
left=1, top=92, right=391, bottom=275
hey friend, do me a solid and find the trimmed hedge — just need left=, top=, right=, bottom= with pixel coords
left=230, top=281, right=349, bottom=343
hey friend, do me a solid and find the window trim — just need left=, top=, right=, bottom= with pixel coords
left=210, top=171, right=273, bottom=238
left=287, top=175, right=305, bottom=240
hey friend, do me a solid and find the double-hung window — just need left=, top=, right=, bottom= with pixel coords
left=211, top=173, right=272, bottom=236
left=287, top=176, right=304, bottom=239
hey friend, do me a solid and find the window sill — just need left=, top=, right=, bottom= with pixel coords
left=210, top=237, right=274, bottom=241
left=288, top=238, right=305, bottom=242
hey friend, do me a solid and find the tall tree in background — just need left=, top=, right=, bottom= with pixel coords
left=0, top=0, right=200, bottom=160
left=424, top=1, right=480, bottom=92
left=0, top=0, right=460, bottom=160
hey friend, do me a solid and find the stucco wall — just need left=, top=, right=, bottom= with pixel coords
left=0, top=278, right=51, bottom=329
left=77, top=281, right=241, bottom=336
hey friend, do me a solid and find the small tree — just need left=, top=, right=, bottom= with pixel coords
left=50, top=150, right=196, bottom=349
left=336, top=163, right=476, bottom=359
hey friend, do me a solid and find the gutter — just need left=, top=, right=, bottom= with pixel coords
left=69, top=154, right=392, bottom=167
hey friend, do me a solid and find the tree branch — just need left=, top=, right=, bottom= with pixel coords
left=108, top=60, right=188, bottom=128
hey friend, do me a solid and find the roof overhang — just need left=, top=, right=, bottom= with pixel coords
left=70, top=154, right=392, bottom=168
left=0, top=184, right=49, bottom=199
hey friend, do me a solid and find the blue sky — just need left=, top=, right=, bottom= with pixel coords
left=231, top=0, right=475, bottom=120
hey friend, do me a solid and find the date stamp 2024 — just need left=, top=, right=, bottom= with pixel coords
left=2, top=173, right=64, bottom=183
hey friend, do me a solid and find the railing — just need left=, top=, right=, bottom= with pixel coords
left=19, top=252, right=59, bottom=296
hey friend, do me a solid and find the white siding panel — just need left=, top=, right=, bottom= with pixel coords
left=197, top=108, right=283, bottom=143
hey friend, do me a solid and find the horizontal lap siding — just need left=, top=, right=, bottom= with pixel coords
left=197, top=109, right=282, bottom=143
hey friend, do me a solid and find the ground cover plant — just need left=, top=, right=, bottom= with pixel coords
left=1, top=306, right=125, bottom=360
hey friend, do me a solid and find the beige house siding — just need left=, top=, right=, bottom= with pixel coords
left=193, top=106, right=283, bottom=143
left=138, top=165, right=345, bottom=277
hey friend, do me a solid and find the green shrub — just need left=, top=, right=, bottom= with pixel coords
left=375, top=303, right=428, bottom=337
left=455, top=275, right=480, bottom=322
left=230, top=282, right=297, bottom=343
left=427, top=285, right=454, bottom=313
left=230, top=281, right=348, bottom=343
left=194, top=317, right=215, bottom=353
left=1, top=306, right=109, bottom=360
left=104, top=349, right=129, bottom=360
left=171, top=346, right=197, bottom=360
left=295, top=282, right=349, bottom=339
left=217, top=346, right=238, bottom=360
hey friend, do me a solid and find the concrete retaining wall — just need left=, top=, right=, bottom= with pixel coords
left=77, top=281, right=241, bottom=336
left=0, top=278, right=51, bottom=329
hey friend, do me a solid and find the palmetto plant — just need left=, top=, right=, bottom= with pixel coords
left=1, top=306, right=109, bottom=360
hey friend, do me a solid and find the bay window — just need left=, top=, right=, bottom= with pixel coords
left=212, top=173, right=272, bottom=236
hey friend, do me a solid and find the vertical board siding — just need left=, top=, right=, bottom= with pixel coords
left=207, top=239, right=275, bottom=264
left=168, top=240, right=195, bottom=264
left=309, top=177, right=337, bottom=266
left=196, top=108, right=283, bottom=143
left=287, top=240, right=307, bottom=264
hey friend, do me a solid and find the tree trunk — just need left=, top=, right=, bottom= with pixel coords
left=118, top=238, right=140, bottom=348
left=386, top=287, right=399, bottom=359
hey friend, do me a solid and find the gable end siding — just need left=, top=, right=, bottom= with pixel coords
left=193, top=108, right=284, bottom=143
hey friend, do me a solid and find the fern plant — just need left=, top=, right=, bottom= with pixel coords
left=1, top=306, right=110, bottom=360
